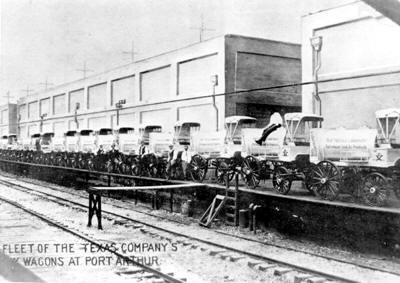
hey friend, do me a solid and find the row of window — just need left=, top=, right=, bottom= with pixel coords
left=19, top=76, right=135, bottom=121
left=18, top=53, right=219, bottom=122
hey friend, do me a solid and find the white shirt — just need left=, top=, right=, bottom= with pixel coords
left=181, top=149, right=192, bottom=163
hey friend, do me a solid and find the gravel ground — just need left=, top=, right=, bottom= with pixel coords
left=0, top=179, right=289, bottom=283
left=2, top=172, right=400, bottom=282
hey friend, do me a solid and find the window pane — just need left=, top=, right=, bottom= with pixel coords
left=19, top=104, right=27, bottom=121
left=53, top=94, right=66, bottom=115
left=28, top=101, right=38, bottom=119
left=88, top=83, right=107, bottom=109
left=40, top=98, right=50, bottom=116
left=69, top=89, right=84, bottom=113
left=112, top=76, right=135, bottom=105
left=141, top=66, right=170, bottom=102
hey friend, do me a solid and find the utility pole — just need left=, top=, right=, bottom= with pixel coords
left=310, top=36, right=323, bottom=116
left=40, top=113, right=47, bottom=133
left=210, top=75, right=219, bottom=131
left=76, top=61, right=93, bottom=79
left=122, top=40, right=137, bottom=63
left=39, top=78, right=54, bottom=90
left=115, top=99, right=126, bottom=127
left=21, top=86, right=35, bottom=97
left=2, top=91, right=13, bottom=104
left=190, top=14, right=215, bottom=42
left=74, top=103, right=80, bottom=130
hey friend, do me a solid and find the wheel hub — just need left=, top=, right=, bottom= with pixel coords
left=369, top=187, right=376, bottom=194
left=320, top=178, right=327, bottom=184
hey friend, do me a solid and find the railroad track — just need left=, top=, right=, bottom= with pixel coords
left=2, top=175, right=399, bottom=282
left=4, top=173, right=400, bottom=278
left=0, top=195, right=186, bottom=283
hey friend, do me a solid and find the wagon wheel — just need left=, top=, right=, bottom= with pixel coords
left=216, top=160, right=234, bottom=185
left=303, top=163, right=317, bottom=195
left=361, top=172, right=388, bottom=207
left=188, top=154, right=207, bottom=182
left=311, top=160, right=341, bottom=201
left=242, top=155, right=261, bottom=189
left=272, top=166, right=292, bottom=195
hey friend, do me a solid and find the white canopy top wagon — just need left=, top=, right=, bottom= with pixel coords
left=117, top=127, right=140, bottom=155
left=188, top=116, right=265, bottom=187
left=238, top=112, right=323, bottom=193
left=308, top=108, right=400, bottom=206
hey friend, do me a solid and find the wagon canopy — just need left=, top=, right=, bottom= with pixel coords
left=98, top=128, right=113, bottom=135
left=174, top=121, right=201, bottom=145
left=117, top=127, right=134, bottom=134
left=79, top=129, right=93, bottom=136
left=375, top=108, right=400, bottom=146
left=225, top=116, right=257, bottom=144
left=65, top=130, right=78, bottom=137
left=41, top=132, right=54, bottom=145
left=284, top=113, right=323, bottom=146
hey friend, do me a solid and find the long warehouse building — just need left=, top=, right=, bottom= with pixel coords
left=1, top=34, right=301, bottom=138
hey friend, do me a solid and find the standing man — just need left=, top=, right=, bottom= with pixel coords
left=166, top=144, right=175, bottom=178
left=138, top=140, right=149, bottom=156
left=180, top=145, right=192, bottom=179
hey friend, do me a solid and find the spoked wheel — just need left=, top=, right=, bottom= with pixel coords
left=216, top=160, right=234, bottom=185
left=272, top=166, right=292, bottom=195
left=242, top=155, right=261, bottom=189
left=303, top=164, right=317, bottom=195
left=311, top=160, right=341, bottom=201
left=188, top=154, right=207, bottom=182
left=361, top=172, right=388, bottom=207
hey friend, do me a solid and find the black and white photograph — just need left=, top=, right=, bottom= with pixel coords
left=1, top=0, right=400, bottom=282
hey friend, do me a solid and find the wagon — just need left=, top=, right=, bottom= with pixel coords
left=40, top=132, right=54, bottom=153
left=78, top=129, right=96, bottom=153
left=189, top=129, right=226, bottom=182
left=52, top=135, right=66, bottom=152
left=308, top=108, right=400, bottom=206
left=65, top=130, right=79, bottom=152
left=117, top=127, right=140, bottom=155
left=96, top=128, right=116, bottom=152
left=149, top=131, right=174, bottom=158
left=173, top=121, right=200, bottom=149
left=138, top=124, right=163, bottom=145
left=190, top=116, right=264, bottom=188
left=30, top=133, right=41, bottom=151
left=236, top=113, right=323, bottom=192
left=267, top=113, right=324, bottom=195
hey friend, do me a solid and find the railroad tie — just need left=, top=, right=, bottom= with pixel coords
left=247, top=260, right=264, bottom=268
left=273, top=267, right=293, bottom=276
left=305, top=277, right=327, bottom=283
left=293, top=273, right=314, bottom=283
left=209, top=250, right=226, bottom=256
left=256, top=263, right=276, bottom=271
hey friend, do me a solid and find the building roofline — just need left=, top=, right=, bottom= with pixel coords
left=301, top=0, right=361, bottom=18
left=224, top=33, right=300, bottom=47
left=20, top=33, right=301, bottom=102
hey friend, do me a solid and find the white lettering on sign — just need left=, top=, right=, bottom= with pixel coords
left=310, top=128, right=377, bottom=163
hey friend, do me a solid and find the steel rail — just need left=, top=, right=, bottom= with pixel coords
left=10, top=174, right=400, bottom=278
left=0, top=193, right=184, bottom=283
left=0, top=177, right=361, bottom=283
